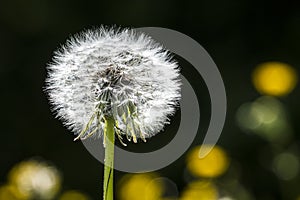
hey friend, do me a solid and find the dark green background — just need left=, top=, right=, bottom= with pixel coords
left=0, top=0, right=299, bottom=199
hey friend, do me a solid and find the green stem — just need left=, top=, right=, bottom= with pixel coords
left=103, top=116, right=115, bottom=200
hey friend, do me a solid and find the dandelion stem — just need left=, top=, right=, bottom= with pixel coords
left=103, top=116, right=115, bottom=200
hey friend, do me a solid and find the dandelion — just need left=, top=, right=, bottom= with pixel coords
left=45, top=26, right=181, bottom=200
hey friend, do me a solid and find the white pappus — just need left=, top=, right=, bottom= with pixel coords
left=45, top=27, right=181, bottom=145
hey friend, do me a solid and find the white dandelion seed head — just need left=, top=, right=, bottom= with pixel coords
left=45, top=27, right=181, bottom=142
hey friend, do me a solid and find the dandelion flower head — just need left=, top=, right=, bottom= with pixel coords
left=45, top=27, right=181, bottom=143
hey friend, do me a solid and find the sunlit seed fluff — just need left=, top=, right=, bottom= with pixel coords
left=45, top=27, right=181, bottom=143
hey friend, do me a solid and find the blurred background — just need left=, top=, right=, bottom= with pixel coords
left=0, top=0, right=299, bottom=199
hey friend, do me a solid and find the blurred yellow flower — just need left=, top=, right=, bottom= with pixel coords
left=180, top=181, right=218, bottom=200
left=186, top=145, right=229, bottom=178
left=8, top=159, right=62, bottom=200
left=118, top=173, right=163, bottom=200
left=252, top=62, right=298, bottom=96
left=0, top=184, right=28, bottom=200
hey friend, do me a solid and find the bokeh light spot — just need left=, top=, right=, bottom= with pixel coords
left=0, top=184, right=28, bottom=200
left=273, top=152, right=299, bottom=180
left=186, top=145, right=229, bottom=178
left=180, top=181, right=218, bottom=200
left=118, top=173, right=164, bottom=200
left=8, top=159, right=62, bottom=200
left=218, top=197, right=235, bottom=200
left=236, top=96, right=292, bottom=144
left=149, top=177, right=179, bottom=199
left=252, top=62, right=298, bottom=96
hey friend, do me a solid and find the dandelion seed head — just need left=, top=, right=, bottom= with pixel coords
left=45, top=27, right=181, bottom=142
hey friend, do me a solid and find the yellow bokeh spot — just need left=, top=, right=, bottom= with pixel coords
left=180, top=181, right=218, bottom=200
left=59, top=190, right=90, bottom=200
left=186, top=145, right=229, bottom=178
left=0, top=184, right=28, bottom=200
left=252, top=62, right=298, bottom=96
left=118, top=173, right=163, bottom=200
left=8, top=159, right=61, bottom=200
